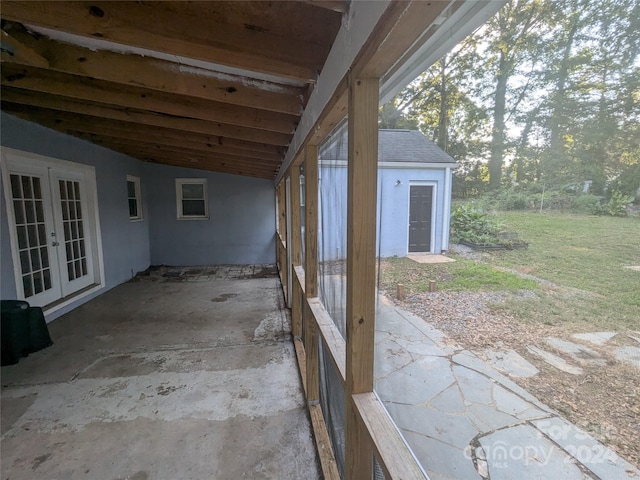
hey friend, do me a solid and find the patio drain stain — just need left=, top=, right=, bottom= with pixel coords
left=211, top=293, right=238, bottom=302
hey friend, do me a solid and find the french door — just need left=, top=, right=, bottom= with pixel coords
left=3, top=151, right=98, bottom=307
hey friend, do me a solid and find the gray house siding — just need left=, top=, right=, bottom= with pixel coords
left=1, top=113, right=276, bottom=321
left=145, top=163, right=275, bottom=266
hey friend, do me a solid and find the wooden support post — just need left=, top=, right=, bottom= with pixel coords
left=290, top=165, right=303, bottom=338
left=275, top=182, right=281, bottom=271
left=345, top=76, right=379, bottom=480
left=429, top=280, right=437, bottom=292
left=397, top=283, right=405, bottom=301
left=304, top=144, right=320, bottom=403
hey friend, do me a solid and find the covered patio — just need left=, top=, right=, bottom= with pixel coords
left=1, top=267, right=320, bottom=479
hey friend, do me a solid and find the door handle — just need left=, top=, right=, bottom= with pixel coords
left=52, top=241, right=60, bottom=247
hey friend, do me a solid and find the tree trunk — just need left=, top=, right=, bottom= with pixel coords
left=489, top=50, right=509, bottom=190
left=547, top=14, right=580, bottom=181
left=437, top=57, right=449, bottom=152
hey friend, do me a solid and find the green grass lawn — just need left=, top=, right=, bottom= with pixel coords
left=380, top=211, right=640, bottom=331
left=488, top=212, right=640, bottom=330
left=379, top=256, right=539, bottom=293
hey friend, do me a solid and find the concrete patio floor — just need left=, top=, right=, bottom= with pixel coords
left=1, top=266, right=319, bottom=480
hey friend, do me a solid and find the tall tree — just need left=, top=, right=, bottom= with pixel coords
left=483, top=0, right=554, bottom=189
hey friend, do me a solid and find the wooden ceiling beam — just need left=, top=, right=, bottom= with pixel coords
left=0, top=85, right=296, bottom=136
left=89, top=140, right=280, bottom=172
left=0, top=69, right=293, bottom=146
left=67, top=131, right=282, bottom=164
left=0, top=1, right=332, bottom=81
left=1, top=88, right=288, bottom=154
left=0, top=30, right=49, bottom=67
left=298, top=1, right=349, bottom=13
left=0, top=34, right=303, bottom=116
left=138, top=157, right=274, bottom=180
left=112, top=146, right=278, bottom=178
left=1, top=102, right=285, bottom=160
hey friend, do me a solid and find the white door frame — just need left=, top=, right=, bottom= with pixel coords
left=1, top=148, right=105, bottom=316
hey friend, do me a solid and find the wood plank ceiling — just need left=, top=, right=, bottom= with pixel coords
left=0, top=1, right=346, bottom=179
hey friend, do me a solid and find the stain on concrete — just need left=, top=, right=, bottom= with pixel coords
left=31, top=453, right=51, bottom=470
left=253, top=312, right=284, bottom=341
left=211, top=293, right=238, bottom=302
left=156, top=384, right=184, bottom=396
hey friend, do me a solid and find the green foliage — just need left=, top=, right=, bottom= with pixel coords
left=496, top=189, right=530, bottom=210
left=571, top=194, right=606, bottom=215
left=606, top=191, right=634, bottom=216
left=609, top=162, right=640, bottom=200
left=450, top=204, right=505, bottom=244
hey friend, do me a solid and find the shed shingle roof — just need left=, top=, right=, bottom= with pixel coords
left=378, top=129, right=455, bottom=163
left=321, top=129, right=456, bottom=164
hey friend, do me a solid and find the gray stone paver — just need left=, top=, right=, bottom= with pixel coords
left=480, top=349, right=540, bottom=378
left=614, top=345, right=640, bottom=368
left=478, top=424, right=590, bottom=480
left=572, top=331, right=617, bottom=346
left=532, top=417, right=640, bottom=480
left=376, top=356, right=455, bottom=404
left=526, top=345, right=584, bottom=375
left=453, top=365, right=495, bottom=406
left=545, top=337, right=606, bottom=366
left=430, top=384, right=467, bottom=414
left=402, top=431, right=482, bottom=480
left=372, top=300, right=639, bottom=479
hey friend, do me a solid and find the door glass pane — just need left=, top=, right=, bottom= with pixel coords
left=25, top=201, right=36, bottom=223
left=43, top=268, right=52, bottom=290
left=59, top=180, right=89, bottom=282
left=13, top=200, right=25, bottom=224
left=20, top=250, right=31, bottom=273
left=9, top=174, right=53, bottom=299
left=10, top=175, right=22, bottom=198
left=17, top=226, right=28, bottom=249
left=35, top=200, right=44, bottom=222
left=21, top=176, right=33, bottom=199
left=38, top=224, right=47, bottom=244
left=30, top=248, right=41, bottom=270
left=23, top=275, right=33, bottom=298
left=33, top=271, right=43, bottom=294
left=32, top=177, right=42, bottom=199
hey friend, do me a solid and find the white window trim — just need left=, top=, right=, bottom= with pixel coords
left=175, top=178, right=209, bottom=220
left=127, top=175, right=143, bottom=221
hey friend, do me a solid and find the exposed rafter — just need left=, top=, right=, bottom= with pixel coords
left=0, top=1, right=343, bottom=177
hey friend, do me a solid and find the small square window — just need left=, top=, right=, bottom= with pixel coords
left=127, top=175, right=143, bottom=221
left=176, top=178, right=208, bottom=219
